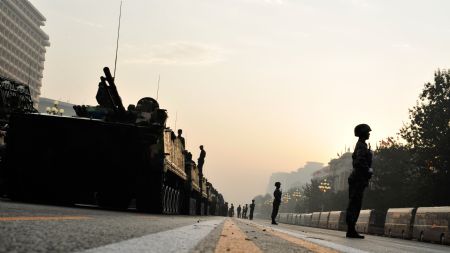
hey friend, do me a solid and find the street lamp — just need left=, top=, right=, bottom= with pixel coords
left=282, top=192, right=291, bottom=204
left=318, top=179, right=331, bottom=211
left=292, top=188, right=301, bottom=200
left=264, top=199, right=273, bottom=206
left=46, top=101, right=64, bottom=116
left=318, top=179, right=331, bottom=193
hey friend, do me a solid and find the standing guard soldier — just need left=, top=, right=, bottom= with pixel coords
left=197, top=145, right=206, bottom=172
left=177, top=129, right=185, bottom=148
left=346, top=124, right=373, bottom=239
left=229, top=204, right=235, bottom=217
left=249, top=200, right=255, bottom=220
left=237, top=205, right=242, bottom=218
left=271, top=182, right=282, bottom=225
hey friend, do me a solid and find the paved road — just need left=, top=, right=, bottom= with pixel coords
left=0, top=200, right=449, bottom=253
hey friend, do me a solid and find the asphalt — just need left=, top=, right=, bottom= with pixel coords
left=1, top=200, right=449, bottom=253
left=0, top=200, right=217, bottom=253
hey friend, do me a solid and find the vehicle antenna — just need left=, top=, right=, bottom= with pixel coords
left=113, top=0, right=123, bottom=79
left=174, top=111, right=178, bottom=130
left=156, top=74, right=160, bottom=101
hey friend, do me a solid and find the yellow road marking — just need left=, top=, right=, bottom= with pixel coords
left=0, top=216, right=91, bottom=221
left=215, top=218, right=262, bottom=253
left=248, top=222, right=339, bottom=253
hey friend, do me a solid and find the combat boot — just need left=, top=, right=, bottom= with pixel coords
left=271, top=220, right=278, bottom=225
left=346, top=231, right=365, bottom=239
left=346, top=224, right=364, bottom=239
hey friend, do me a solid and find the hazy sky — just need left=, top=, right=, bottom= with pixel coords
left=34, top=0, right=450, bottom=205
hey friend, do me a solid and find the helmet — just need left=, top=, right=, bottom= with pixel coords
left=275, top=182, right=281, bottom=187
left=354, top=124, right=372, bottom=137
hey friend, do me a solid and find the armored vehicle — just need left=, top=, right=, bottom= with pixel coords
left=183, top=151, right=202, bottom=215
left=1, top=67, right=223, bottom=214
left=0, top=76, right=37, bottom=125
left=0, top=76, right=37, bottom=195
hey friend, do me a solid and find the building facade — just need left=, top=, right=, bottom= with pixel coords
left=0, top=0, right=50, bottom=108
left=311, top=166, right=331, bottom=182
left=329, top=152, right=353, bottom=193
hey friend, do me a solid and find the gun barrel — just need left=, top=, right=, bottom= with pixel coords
left=103, top=67, right=126, bottom=114
left=98, top=77, right=117, bottom=112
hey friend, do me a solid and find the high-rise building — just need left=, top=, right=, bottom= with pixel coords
left=0, top=0, right=50, bottom=108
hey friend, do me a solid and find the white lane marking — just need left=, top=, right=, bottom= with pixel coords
left=248, top=221, right=370, bottom=253
left=79, top=218, right=225, bottom=253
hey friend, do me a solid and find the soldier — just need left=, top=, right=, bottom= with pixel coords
left=224, top=202, right=229, bottom=217
left=346, top=124, right=373, bottom=239
left=197, top=145, right=206, bottom=172
left=177, top=129, right=185, bottom=148
left=249, top=200, right=255, bottom=220
left=229, top=204, right=234, bottom=217
left=271, top=182, right=282, bottom=225
left=237, top=205, right=242, bottom=218
left=244, top=204, right=248, bottom=219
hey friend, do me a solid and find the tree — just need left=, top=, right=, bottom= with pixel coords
left=400, top=69, right=450, bottom=205
left=363, top=138, right=419, bottom=210
left=302, top=180, right=322, bottom=212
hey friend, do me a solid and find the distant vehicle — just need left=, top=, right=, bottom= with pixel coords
left=384, top=207, right=417, bottom=239
left=0, top=67, right=226, bottom=215
left=413, top=206, right=450, bottom=245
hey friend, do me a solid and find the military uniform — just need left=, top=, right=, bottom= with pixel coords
left=198, top=147, right=206, bottom=172
left=271, top=187, right=282, bottom=224
left=249, top=201, right=255, bottom=220
left=346, top=137, right=373, bottom=237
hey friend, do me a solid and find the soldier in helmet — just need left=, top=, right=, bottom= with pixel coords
left=249, top=199, right=255, bottom=220
left=271, top=182, right=282, bottom=225
left=346, top=124, right=373, bottom=239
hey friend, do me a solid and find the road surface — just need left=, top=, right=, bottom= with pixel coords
left=0, top=200, right=448, bottom=252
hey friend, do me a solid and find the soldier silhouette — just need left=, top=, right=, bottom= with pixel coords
left=197, top=145, right=206, bottom=172
left=271, top=182, right=282, bottom=225
left=249, top=200, right=255, bottom=220
left=237, top=205, right=242, bottom=218
left=177, top=129, right=185, bottom=148
left=346, top=124, right=373, bottom=239
left=224, top=202, right=229, bottom=217
left=229, top=204, right=235, bottom=217
left=243, top=204, right=248, bottom=219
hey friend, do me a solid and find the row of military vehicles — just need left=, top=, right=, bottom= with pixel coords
left=277, top=206, right=450, bottom=245
left=0, top=68, right=228, bottom=216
